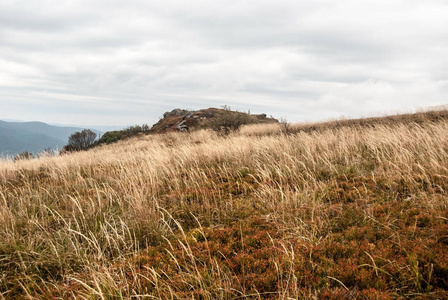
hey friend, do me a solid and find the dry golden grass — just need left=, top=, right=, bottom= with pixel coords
left=1, top=109, right=448, bottom=299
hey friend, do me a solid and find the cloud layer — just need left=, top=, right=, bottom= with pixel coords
left=1, top=0, right=448, bottom=126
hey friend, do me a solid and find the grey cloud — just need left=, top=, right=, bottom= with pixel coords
left=1, top=0, right=448, bottom=126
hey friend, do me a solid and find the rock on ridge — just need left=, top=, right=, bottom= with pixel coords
left=149, top=108, right=277, bottom=134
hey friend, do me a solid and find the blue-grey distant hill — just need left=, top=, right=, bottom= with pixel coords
left=0, top=120, right=100, bottom=157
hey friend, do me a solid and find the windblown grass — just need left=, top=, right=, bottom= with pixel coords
left=1, top=110, right=448, bottom=299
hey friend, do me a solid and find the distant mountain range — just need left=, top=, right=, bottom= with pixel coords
left=0, top=120, right=102, bottom=157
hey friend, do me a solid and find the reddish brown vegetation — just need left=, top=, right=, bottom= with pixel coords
left=124, top=172, right=448, bottom=299
left=1, top=108, right=448, bottom=299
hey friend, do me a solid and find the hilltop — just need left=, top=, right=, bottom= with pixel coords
left=1, top=108, right=448, bottom=299
left=95, top=107, right=278, bottom=146
left=149, top=107, right=278, bottom=134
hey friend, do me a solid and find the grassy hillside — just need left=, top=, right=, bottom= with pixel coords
left=0, top=109, right=448, bottom=299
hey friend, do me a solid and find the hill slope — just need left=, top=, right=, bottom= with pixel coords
left=0, top=109, right=447, bottom=298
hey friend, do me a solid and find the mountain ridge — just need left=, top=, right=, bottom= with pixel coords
left=0, top=120, right=100, bottom=157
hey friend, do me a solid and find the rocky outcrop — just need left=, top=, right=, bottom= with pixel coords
left=149, top=108, right=278, bottom=134
left=177, top=120, right=188, bottom=132
left=164, top=109, right=189, bottom=118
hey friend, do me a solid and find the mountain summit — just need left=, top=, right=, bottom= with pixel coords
left=149, top=107, right=278, bottom=134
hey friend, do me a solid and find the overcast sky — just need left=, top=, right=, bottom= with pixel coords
left=1, top=0, right=448, bottom=127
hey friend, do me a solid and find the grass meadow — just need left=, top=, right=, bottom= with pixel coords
left=1, top=110, right=448, bottom=299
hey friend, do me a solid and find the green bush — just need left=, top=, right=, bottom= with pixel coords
left=209, top=110, right=254, bottom=135
left=97, top=124, right=150, bottom=145
left=99, top=131, right=122, bottom=144
left=61, top=129, right=97, bottom=153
